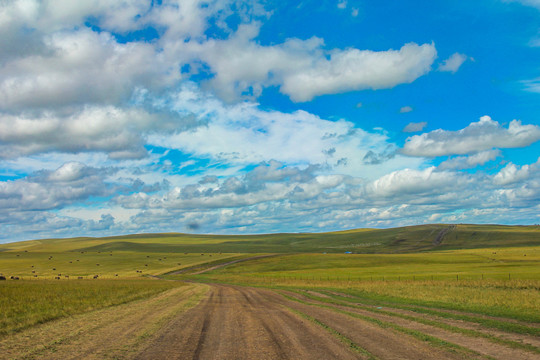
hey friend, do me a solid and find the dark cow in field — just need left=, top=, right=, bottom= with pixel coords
left=93, top=275, right=99, bottom=279
left=0, top=275, right=6, bottom=280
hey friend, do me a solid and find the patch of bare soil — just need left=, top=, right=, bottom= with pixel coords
left=283, top=290, right=539, bottom=360
left=135, top=284, right=361, bottom=360
left=0, top=283, right=208, bottom=360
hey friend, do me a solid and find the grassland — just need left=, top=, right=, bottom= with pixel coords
left=2, top=223, right=538, bottom=255
left=0, top=279, right=184, bottom=335
left=0, top=223, right=539, bottom=359
left=181, top=246, right=540, bottom=323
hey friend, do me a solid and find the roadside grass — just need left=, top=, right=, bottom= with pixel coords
left=285, top=289, right=540, bottom=354
left=312, top=289, right=540, bottom=336
left=0, top=279, right=183, bottom=335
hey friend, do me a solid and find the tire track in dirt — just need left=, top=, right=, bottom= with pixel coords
left=0, top=284, right=208, bottom=360
left=136, top=284, right=498, bottom=360
left=135, top=284, right=362, bottom=360
left=323, top=290, right=540, bottom=330
left=281, top=290, right=539, bottom=360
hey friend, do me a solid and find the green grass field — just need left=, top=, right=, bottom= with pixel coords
left=181, top=246, right=540, bottom=323
left=0, top=279, right=183, bottom=335
left=2, top=224, right=539, bottom=255
left=1, top=224, right=539, bottom=339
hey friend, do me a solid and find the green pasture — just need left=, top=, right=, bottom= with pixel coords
left=193, top=246, right=540, bottom=281
left=2, top=224, right=538, bottom=254
left=184, top=246, right=540, bottom=322
left=1, top=224, right=538, bottom=336
left=0, top=279, right=182, bottom=335
left=0, top=251, right=239, bottom=279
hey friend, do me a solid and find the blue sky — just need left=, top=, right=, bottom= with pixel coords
left=1, top=0, right=540, bottom=242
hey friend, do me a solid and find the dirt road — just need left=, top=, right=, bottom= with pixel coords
left=3, top=282, right=537, bottom=359
left=135, top=284, right=488, bottom=360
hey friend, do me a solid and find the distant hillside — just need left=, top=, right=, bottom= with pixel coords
left=1, top=224, right=539, bottom=254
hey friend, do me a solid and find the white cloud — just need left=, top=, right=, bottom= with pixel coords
left=403, top=121, right=427, bottom=132
left=280, top=42, right=437, bottom=102
left=0, top=162, right=114, bottom=213
left=400, top=106, right=413, bottom=113
left=0, top=105, right=194, bottom=159
left=438, top=53, right=468, bottom=73
left=438, top=150, right=501, bottom=170
left=147, top=84, right=408, bottom=177
left=402, top=116, right=540, bottom=157
left=363, top=167, right=463, bottom=198
left=0, top=29, right=178, bottom=111
left=493, top=162, right=531, bottom=185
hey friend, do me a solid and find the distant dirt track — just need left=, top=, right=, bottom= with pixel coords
left=169, top=255, right=278, bottom=275
left=135, top=284, right=534, bottom=360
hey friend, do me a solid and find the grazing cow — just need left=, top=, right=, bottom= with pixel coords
left=93, top=275, right=99, bottom=279
left=34, top=275, right=37, bottom=277
left=0, top=275, right=6, bottom=280
left=65, top=275, right=69, bottom=278
left=115, top=274, right=118, bottom=276
left=13, top=276, right=19, bottom=280
left=55, top=276, right=60, bottom=280
left=78, top=276, right=83, bottom=279
left=32, top=270, right=35, bottom=273
left=52, top=268, right=56, bottom=270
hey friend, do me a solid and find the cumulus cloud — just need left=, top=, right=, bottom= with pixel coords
left=403, top=121, right=427, bottom=132
left=402, top=116, right=540, bottom=157
left=190, top=23, right=437, bottom=102
left=438, top=150, right=501, bottom=170
left=438, top=53, right=468, bottom=73
left=0, top=162, right=114, bottom=213
left=493, top=162, right=532, bottom=185
left=0, top=29, right=178, bottom=111
left=0, top=106, right=193, bottom=159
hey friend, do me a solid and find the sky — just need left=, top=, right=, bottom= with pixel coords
left=1, top=0, right=540, bottom=243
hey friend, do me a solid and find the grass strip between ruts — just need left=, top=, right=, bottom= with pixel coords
left=316, top=289, right=540, bottom=337
left=279, top=292, right=492, bottom=360
left=284, top=306, right=379, bottom=360
left=291, top=289, right=540, bottom=355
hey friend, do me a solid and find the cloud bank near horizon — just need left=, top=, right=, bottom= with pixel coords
left=1, top=0, right=539, bottom=242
